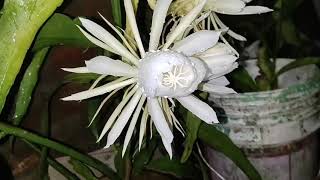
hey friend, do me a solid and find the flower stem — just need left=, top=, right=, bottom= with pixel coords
left=0, top=122, right=120, bottom=180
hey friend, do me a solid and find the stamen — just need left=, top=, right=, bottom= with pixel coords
left=162, top=64, right=191, bottom=91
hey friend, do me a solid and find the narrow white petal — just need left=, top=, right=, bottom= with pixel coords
left=169, top=110, right=185, bottom=137
left=200, top=83, right=237, bottom=94
left=62, top=78, right=136, bottom=101
left=176, top=95, right=219, bottom=124
left=89, top=75, right=107, bottom=90
left=231, top=6, right=273, bottom=15
left=207, top=76, right=230, bottom=86
left=85, top=56, right=137, bottom=77
left=163, top=0, right=207, bottom=49
left=98, top=85, right=138, bottom=142
left=211, top=13, right=246, bottom=41
left=172, top=30, right=221, bottom=56
left=209, top=0, right=245, bottom=14
left=149, top=0, right=173, bottom=51
left=122, top=95, right=146, bottom=156
left=98, top=13, right=139, bottom=58
left=105, top=90, right=143, bottom=148
left=162, top=138, right=173, bottom=159
left=79, top=18, right=139, bottom=66
left=147, top=98, right=173, bottom=142
left=88, top=88, right=120, bottom=127
left=77, top=26, right=117, bottom=54
left=139, top=106, right=149, bottom=150
left=124, top=0, right=146, bottom=57
left=61, top=67, right=90, bottom=73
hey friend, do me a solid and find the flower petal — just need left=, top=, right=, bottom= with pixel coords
left=105, top=90, right=143, bottom=148
left=147, top=98, right=173, bottom=142
left=201, top=55, right=238, bottom=76
left=77, top=26, right=117, bottom=54
left=98, top=85, right=138, bottom=142
left=61, top=67, right=90, bottom=73
left=139, top=106, right=149, bottom=150
left=197, top=43, right=234, bottom=58
left=79, top=18, right=139, bottom=66
left=62, top=78, right=136, bottom=101
left=207, top=0, right=245, bottom=14
left=85, top=56, right=137, bottom=77
left=200, top=83, right=237, bottom=94
left=163, top=0, right=207, bottom=49
left=149, top=0, right=173, bottom=51
left=122, top=95, right=146, bottom=156
left=207, top=76, right=230, bottom=86
left=172, top=30, right=221, bottom=56
left=162, top=138, right=173, bottom=159
left=232, top=6, right=273, bottom=15
left=98, top=13, right=139, bottom=58
left=211, top=13, right=246, bottom=41
left=124, top=0, right=146, bottom=57
left=176, top=95, right=219, bottom=124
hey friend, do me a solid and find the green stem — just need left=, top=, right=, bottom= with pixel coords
left=0, top=121, right=120, bottom=180
left=24, top=140, right=79, bottom=180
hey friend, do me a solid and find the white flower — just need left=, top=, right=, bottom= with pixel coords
left=150, top=0, right=272, bottom=55
left=62, top=0, right=237, bottom=158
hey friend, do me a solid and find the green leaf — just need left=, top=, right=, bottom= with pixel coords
left=146, top=157, right=201, bottom=179
left=0, top=0, right=63, bottom=114
left=180, top=111, right=201, bottom=163
left=227, top=66, right=259, bottom=92
left=132, top=137, right=157, bottom=175
left=198, top=123, right=261, bottom=180
left=277, top=57, right=320, bottom=76
left=111, top=0, right=123, bottom=28
left=12, top=48, right=49, bottom=126
left=281, top=20, right=301, bottom=46
left=70, top=158, right=98, bottom=180
left=114, top=146, right=131, bottom=180
left=33, top=13, right=95, bottom=51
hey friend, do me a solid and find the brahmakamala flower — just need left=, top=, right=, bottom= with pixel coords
left=62, top=0, right=237, bottom=158
left=149, top=0, right=272, bottom=54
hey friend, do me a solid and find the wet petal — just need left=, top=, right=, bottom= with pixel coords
left=105, top=90, right=143, bottom=148
left=163, top=0, right=207, bottom=49
left=172, top=30, right=221, bottom=56
left=149, top=0, right=173, bottom=51
left=147, top=98, right=173, bottom=142
left=176, top=95, right=219, bottom=124
left=85, top=56, right=137, bottom=77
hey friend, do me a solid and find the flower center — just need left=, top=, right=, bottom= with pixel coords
left=138, top=50, right=207, bottom=98
left=162, top=64, right=191, bottom=90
